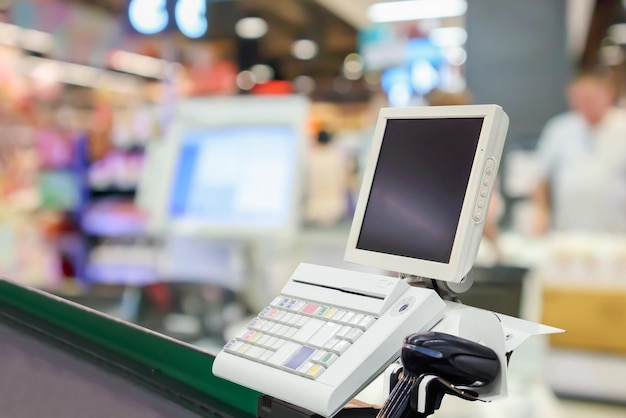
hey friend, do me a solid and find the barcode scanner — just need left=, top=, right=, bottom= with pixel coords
left=402, top=331, right=500, bottom=387
left=377, top=332, right=500, bottom=418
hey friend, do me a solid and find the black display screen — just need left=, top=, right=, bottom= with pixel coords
left=356, top=117, right=484, bottom=263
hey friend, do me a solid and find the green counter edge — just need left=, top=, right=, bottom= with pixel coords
left=0, top=279, right=260, bottom=416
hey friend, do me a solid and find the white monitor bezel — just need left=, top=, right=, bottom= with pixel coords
left=344, top=105, right=509, bottom=283
left=136, top=95, right=309, bottom=240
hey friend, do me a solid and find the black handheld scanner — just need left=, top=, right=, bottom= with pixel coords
left=401, top=331, right=500, bottom=387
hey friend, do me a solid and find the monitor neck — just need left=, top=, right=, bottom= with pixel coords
left=399, top=272, right=474, bottom=301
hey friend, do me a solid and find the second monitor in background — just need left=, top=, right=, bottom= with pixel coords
left=137, top=95, right=309, bottom=240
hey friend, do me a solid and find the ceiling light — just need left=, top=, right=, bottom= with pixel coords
left=293, top=75, right=315, bottom=94
left=333, top=76, right=352, bottom=94
left=609, top=23, right=626, bottom=45
left=411, top=60, right=439, bottom=94
left=175, top=0, right=208, bottom=38
left=388, top=83, right=412, bottom=107
left=343, top=53, right=364, bottom=80
left=235, top=17, right=268, bottom=39
left=110, top=50, right=168, bottom=79
left=291, top=39, right=318, bottom=60
left=236, top=70, right=256, bottom=90
left=428, top=27, right=467, bottom=47
left=600, top=45, right=625, bottom=66
left=250, top=64, right=274, bottom=83
left=364, top=72, right=381, bottom=88
left=368, top=0, right=468, bottom=23
left=129, top=0, right=169, bottom=34
left=442, top=46, right=467, bottom=66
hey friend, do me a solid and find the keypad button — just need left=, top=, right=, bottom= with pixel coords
left=277, top=325, right=290, bottom=336
left=343, top=328, right=364, bottom=343
left=336, top=326, right=351, bottom=339
left=245, top=346, right=266, bottom=359
left=283, top=346, right=316, bottom=370
left=324, top=337, right=340, bottom=350
left=298, top=361, right=315, bottom=375
left=311, top=350, right=327, bottom=363
left=307, top=322, right=342, bottom=347
left=224, top=339, right=237, bottom=350
left=357, top=316, right=376, bottom=330
left=268, top=341, right=300, bottom=366
left=266, top=336, right=279, bottom=348
left=257, top=335, right=271, bottom=347
left=272, top=310, right=286, bottom=321
left=284, top=327, right=298, bottom=338
left=340, top=312, right=355, bottom=324
left=331, top=310, right=346, bottom=322
left=292, top=318, right=324, bottom=343
left=238, top=343, right=252, bottom=354
left=259, top=350, right=272, bottom=362
left=323, top=308, right=338, bottom=319
left=349, top=314, right=365, bottom=327
left=301, top=303, right=320, bottom=315
left=306, top=364, right=326, bottom=379
left=286, top=314, right=299, bottom=325
left=315, top=351, right=338, bottom=368
left=269, top=323, right=282, bottom=335
left=331, top=340, right=351, bottom=355
left=315, top=306, right=329, bottom=316
left=291, top=301, right=306, bottom=311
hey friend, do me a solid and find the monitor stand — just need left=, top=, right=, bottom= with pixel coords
left=400, top=271, right=475, bottom=302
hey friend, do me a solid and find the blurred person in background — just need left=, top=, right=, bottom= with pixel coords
left=304, top=129, right=352, bottom=227
left=532, top=70, right=626, bottom=235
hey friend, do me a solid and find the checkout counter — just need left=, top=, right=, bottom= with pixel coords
left=2, top=230, right=624, bottom=417
left=0, top=278, right=258, bottom=418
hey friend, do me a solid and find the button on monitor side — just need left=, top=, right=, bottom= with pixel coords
left=473, top=158, right=496, bottom=223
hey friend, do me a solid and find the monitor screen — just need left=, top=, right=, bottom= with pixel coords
left=169, top=126, right=297, bottom=229
left=345, top=105, right=509, bottom=283
left=356, top=117, right=483, bottom=264
left=136, top=96, right=309, bottom=239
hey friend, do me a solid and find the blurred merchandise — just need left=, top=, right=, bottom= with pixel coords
left=35, top=128, right=75, bottom=169
left=87, top=240, right=158, bottom=286
left=88, top=151, right=145, bottom=191
left=81, top=199, right=147, bottom=237
left=542, top=286, right=626, bottom=354
left=539, top=233, right=626, bottom=283
left=38, top=171, right=80, bottom=211
left=0, top=214, right=62, bottom=288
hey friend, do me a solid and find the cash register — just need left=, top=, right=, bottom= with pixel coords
left=213, top=104, right=561, bottom=417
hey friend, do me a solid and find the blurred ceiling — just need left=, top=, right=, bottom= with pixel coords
left=70, top=0, right=369, bottom=101
left=61, top=0, right=626, bottom=100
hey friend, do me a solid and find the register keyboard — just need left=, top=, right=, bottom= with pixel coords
left=213, top=263, right=446, bottom=417
left=223, top=295, right=378, bottom=380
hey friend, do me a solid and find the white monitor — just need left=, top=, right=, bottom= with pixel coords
left=344, top=105, right=509, bottom=283
left=136, top=95, right=309, bottom=239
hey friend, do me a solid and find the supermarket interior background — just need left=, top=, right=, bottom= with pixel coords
left=1, top=0, right=626, bottom=417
